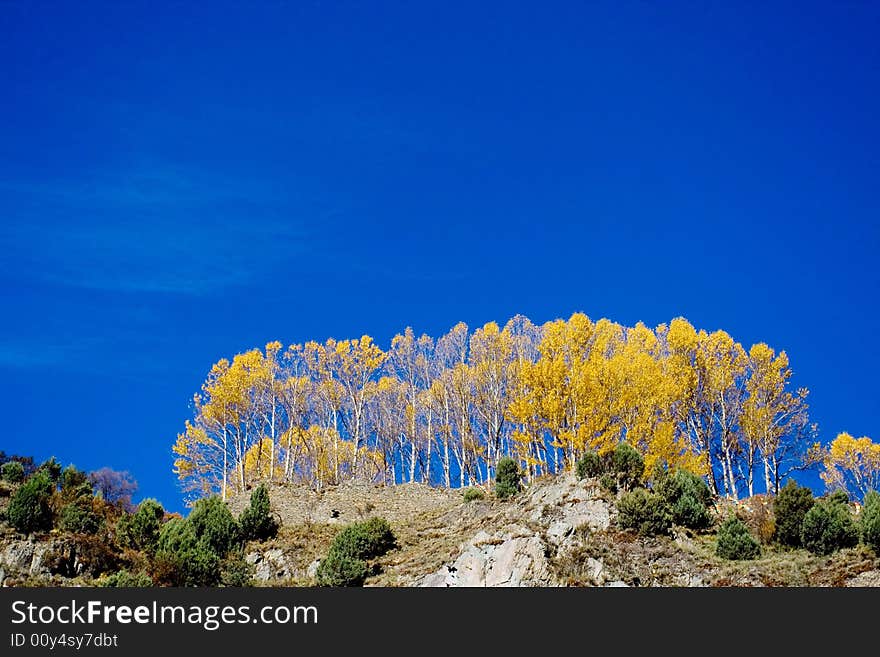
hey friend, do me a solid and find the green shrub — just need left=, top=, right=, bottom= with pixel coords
left=330, top=518, right=396, bottom=561
left=361, top=517, right=396, bottom=555
left=656, top=469, right=713, bottom=530
left=617, top=488, right=671, bottom=536
left=97, top=570, right=153, bottom=587
left=773, top=480, right=815, bottom=547
left=576, top=452, right=603, bottom=480
left=60, top=465, right=91, bottom=501
left=462, top=487, right=485, bottom=502
left=116, top=499, right=164, bottom=551
left=611, top=442, right=644, bottom=490
left=154, top=518, right=221, bottom=586
left=672, top=494, right=712, bottom=531
left=189, top=496, right=240, bottom=556
left=316, top=517, right=396, bottom=587
left=1, top=460, right=25, bottom=484
left=861, top=490, right=880, bottom=554
left=494, top=457, right=521, bottom=500
left=599, top=473, right=618, bottom=494
left=239, top=484, right=279, bottom=542
left=802, top=496, right=859, bottom=556
left=37, top=457, right=62, bottom=484
left=59, top=500, right=102, bottom=534
left=7, top=471, right=54, bottom=533
left=220, top=550, right=253, bottom=587
left=315, top=550, right=368, bottom=587
left=716, top=516, right=760, bottom=560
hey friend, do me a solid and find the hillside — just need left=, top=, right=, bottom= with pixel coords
left=223, top=473, right=880, bottom=587
left=2, top=471, right=879, bottom=587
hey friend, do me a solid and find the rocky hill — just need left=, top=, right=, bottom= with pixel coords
left=230, top=473, right=879, bottom=587
left=2, top=473, right=879, bottom=587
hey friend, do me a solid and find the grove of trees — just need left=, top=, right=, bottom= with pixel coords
left=171, top=313, right=875, bottom=504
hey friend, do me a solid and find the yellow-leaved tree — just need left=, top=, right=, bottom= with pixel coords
left=821, top=432, right=880, bottom=501
left=172, top=312, right=828, bottom=504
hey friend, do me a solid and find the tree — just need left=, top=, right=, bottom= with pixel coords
left=469, top=322, right=514, bottom=480
left=37, top=456, right=62, bottom=483
left=772, top=480, right=814, bottom=548
left=369, top=375, right=408, bottom=485
left=386, top=328, right=434, bottom=483
left=89, top=468, right=138, bottom=511
left=316, top=518, right=396, bottom=587
left=173, top=358, right=236, bottom=502
left=279, top=344, right=313, bottom=482
left=716, top=516, right=760, bottom=560
left=188, top=496, right=240, bottom=556
left=117, top=499, right=165, bottom=551
left=154, top=518, right=221, bottom=586
left=169, top=312, right=823, bottom=500
left=700, top=330, right=748, bottom=500
left=59, top=499, right=102, bottom=534
left=611, top=442, right=645, bottom=491
left=60, top=465, right=91, bottom=503
left=494, top=457, right=521, bottom=500
left=0, top=452, right=36, bottom=477
left=801, top=495, right=859, bottom=556
left=821, top=432, right=880, bottom=502
left=742, top=344, right=818, bottom=496
left=655, top=468, right=713, bottom=530
left=7, top=471, right=54, bottom=533
left=173, top=349, right=266, bottom=502
left=1, top=460, right=25, bottom=483
left=239, top=483, right=279, bottom=541
left=860, top=490, right=880, bottom=554
left=617, top=488, right=672, bottom=536
left=323, top=336, right=386, bottom=479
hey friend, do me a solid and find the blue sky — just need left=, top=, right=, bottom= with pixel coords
left=1, top=2, right=877, bottom=512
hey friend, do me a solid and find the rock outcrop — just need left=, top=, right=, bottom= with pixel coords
left=420, top=473, right=613, bottom=587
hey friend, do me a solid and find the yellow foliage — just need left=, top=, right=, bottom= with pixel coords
left=821, top=432, right=880, bottom=500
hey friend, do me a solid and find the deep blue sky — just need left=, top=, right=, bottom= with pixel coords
left=1, top=2, right=877, bottom=512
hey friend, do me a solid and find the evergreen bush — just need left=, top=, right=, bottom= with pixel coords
left=239, top=484, right=279, bottom=541
left=1, top=460, right=25, bottom=484
left=716, top=516, right=760, bottom=560
left=315, top=550, right=368, bottom=587
left=656, top=468, right=713, bottom=530
left=801, top=495, right=859, bottom=556
left=116, top=499, right=165, bottom=551
left=154, top=518, right=221, bottom=586
left=860, top=490, right=880, bottom=554
left=773, top=480, right=815, bottom=547
left=611, top=442, right=644, bottom=490
left=7, top=471, right=54, bottom=533
left=462, top=487, right=485, bottom=502
left=576, top=451, right=603, bottom=480
left=189, top=496, right=240, bottom=556
left=495, top=457, right=522, bottom=500
left=617, top=488, right=671, bottom=536
left=59, top=500, right=102, bottom=534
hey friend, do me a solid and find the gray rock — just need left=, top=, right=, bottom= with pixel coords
left=421, top=528, right=554, bottom=587
left=585, top=557, right=605, bottom=585
left=1, top=540, right=35, bottom=572
left=525, top=473, right=610, bottom=547
left=846, top=570, right=880, bottom=587
left=246, top=548, right=295, bottom=582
